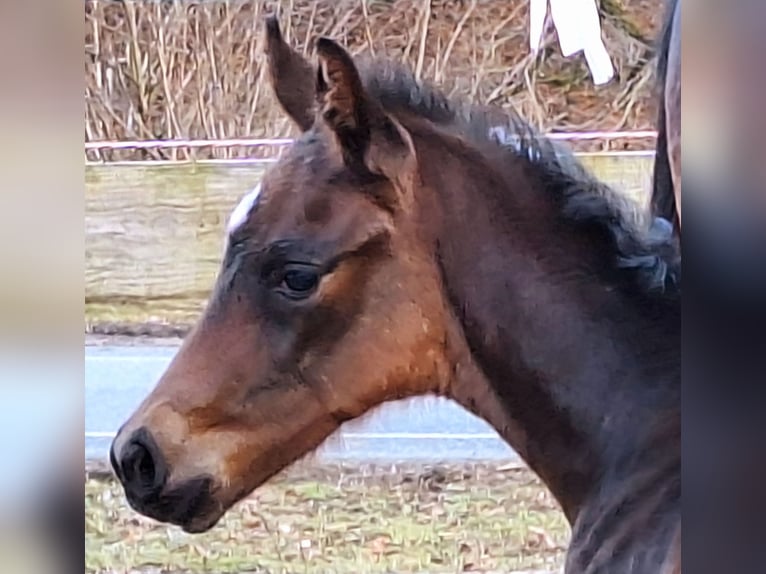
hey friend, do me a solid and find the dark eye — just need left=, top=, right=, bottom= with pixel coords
left=279, top=266, right=320, bottom=298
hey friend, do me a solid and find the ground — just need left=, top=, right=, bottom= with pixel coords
left=86, top=462, right=569, bottom=574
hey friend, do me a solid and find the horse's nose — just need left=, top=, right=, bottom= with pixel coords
left=110, top=427, right=167, bottom=500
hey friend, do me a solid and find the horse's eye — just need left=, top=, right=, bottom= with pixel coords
left=280, top=267, right=320, bottom=297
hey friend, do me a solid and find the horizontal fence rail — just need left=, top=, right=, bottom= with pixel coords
left=85, top=152, right=655, bottom=326
left=85, top=133, right=659, bottom=166
left=84, top=344, right=520, bottom=464
left=85, top=430, right=502, bottom=440
left=84, top=131, right=658, bottom=152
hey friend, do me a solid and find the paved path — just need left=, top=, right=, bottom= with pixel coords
left=85, top=345, right=520, bottom=464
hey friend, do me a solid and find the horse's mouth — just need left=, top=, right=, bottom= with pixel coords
left=124, top=475, right=221, bottom=533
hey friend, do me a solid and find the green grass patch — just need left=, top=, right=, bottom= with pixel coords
left=86, top=463, right=569, bottom=573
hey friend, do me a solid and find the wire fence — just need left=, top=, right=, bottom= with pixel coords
left=84, top=132, right=658, bottom=165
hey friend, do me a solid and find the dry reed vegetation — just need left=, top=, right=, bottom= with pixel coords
left=85, top=0, right=663, bottom=162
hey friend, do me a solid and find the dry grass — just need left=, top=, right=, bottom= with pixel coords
left=84, top=0, right=664, bottom=162
left=85, top=463, right=569, bottom=573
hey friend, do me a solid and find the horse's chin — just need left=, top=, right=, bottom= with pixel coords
left=173, top=484, right=245, bottom=534
left=177, top=477, right=267, bottom=533
left=178, top=512, right=223, bottom=534
left=171, top=489, right=229, bottom=533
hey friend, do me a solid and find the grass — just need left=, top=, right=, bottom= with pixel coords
left=85, top=462, right=569, bottom=573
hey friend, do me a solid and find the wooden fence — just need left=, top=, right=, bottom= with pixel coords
left=85, top=154, right=654, bottom=326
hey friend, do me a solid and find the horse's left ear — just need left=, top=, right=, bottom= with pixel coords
left=314, top=38, right=416, bottom=192
left=264, top=16, right=316, bottom=132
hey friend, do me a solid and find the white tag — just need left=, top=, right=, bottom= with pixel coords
left=529, top=0, right=548, bottom=54
left=583, top=41, right=615, bottom=86
left=529, top=0, right=615, bottom=86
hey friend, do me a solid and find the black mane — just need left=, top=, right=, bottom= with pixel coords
left=355, top=58, right=681, bottom=298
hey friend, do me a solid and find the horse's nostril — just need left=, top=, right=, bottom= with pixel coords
left=117, top=428, right=167, bottom=497
left=123, top=442, right=154, bottom=485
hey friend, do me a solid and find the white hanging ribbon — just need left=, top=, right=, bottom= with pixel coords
left=529, top=0, right=615, bottom=86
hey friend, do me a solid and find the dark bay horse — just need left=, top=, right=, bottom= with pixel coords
left=110, top=17, right=681, bottom=573
left=650, top=0, right=681, bottom=233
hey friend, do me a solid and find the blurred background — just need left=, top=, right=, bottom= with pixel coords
left=85, top=0, right=664, bottom=162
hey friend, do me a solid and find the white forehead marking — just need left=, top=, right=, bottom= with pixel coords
left=226, top=183, right=262, bottom=235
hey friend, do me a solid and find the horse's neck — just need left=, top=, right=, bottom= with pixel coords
left=419, top=148, right=678, bottom=521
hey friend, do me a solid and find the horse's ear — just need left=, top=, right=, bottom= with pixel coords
left=314, top=37, right=369, bottom=149
left=264, top=16, right=316, bottom=132
left=314, top=37, right=416, bottom=193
